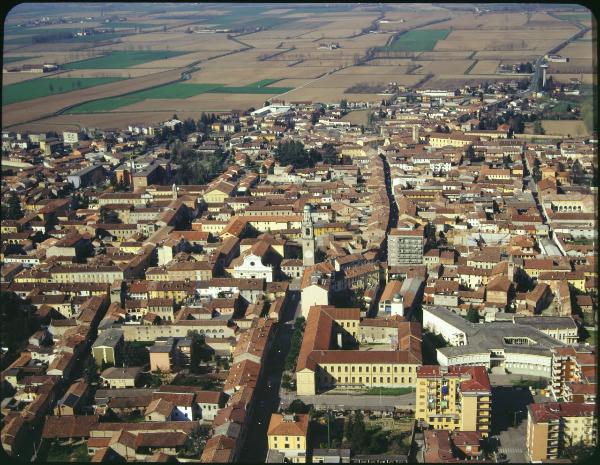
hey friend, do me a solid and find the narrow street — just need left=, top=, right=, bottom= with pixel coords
left=239, top=291, right=300, bottom=463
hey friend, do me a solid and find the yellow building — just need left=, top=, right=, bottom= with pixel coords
left=296, top=306, right=422, bottom=396
left=267, top=413, right=309, bottom=463
left=203, top=182, right=236, bottom=203
left=415, top=365, right=492, bottom=438
left=526, top=402, right=596, bottom=462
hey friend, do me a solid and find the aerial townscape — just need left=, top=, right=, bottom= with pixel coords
left=0, top=2, right=597, bottom=464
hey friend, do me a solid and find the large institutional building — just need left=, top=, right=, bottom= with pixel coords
left=423, top=306, right=576, bottom=377
left=295, top=306, right=422, bottom=395
left=416, top=365, right=492, bottom=438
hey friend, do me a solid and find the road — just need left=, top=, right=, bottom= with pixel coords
left=239, top=291, right=300, bottom=463
left=491, top=386, right=534, bottom=463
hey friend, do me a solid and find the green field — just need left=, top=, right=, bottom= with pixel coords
left=64, top=80, right=293, bottom=114
left=3, top=56, right=39, bottom=64
left=4, top=31, right=127, bottom=45
left=2, top=77, right=126, bottom=106
left=383, top=28, right=451, bottom=52
left=64, top=50, right=188, bottom=69
left=554, top=13, right=592, bottom=22
left=363, top=387, right=414, bottom=396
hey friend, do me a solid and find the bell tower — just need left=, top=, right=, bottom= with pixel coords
left=302, top=203, right=315, bottom=267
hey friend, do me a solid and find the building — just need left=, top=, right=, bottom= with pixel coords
left=67, top=164, right=104, bottom=189
left=91, top=328, right=124, bottom=366
left=526, top=402, right=596, bottom=461
left=416, top=365, right=492, bottom=438
left=423, top=306, right=568, bottom=377
left=148, top=338, right=176, bottom=372
left=100, top=367, right=142, bottom=389
left=550, top=346, right=596, bottom=401
left=296, top=306, right=422, bottom=395
left=267, top=413, right=309, bottom=463
left=388, top=225, right=424, bottom=266
left=301, top=204, right=315, bottom=267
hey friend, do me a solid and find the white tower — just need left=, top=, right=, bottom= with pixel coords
left=172, top=183, right=177, bottom=200
left=301, top=203, right=315, bottom=267
left=541, top=64, right=549, bottom=89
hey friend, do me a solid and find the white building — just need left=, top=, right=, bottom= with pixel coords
left=232, top=253, right=273, bottom=282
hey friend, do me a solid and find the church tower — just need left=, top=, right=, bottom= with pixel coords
left=302, top=203, right=315, bottom=267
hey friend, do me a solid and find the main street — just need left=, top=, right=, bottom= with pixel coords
left=239, top=291, right=300, bottom=463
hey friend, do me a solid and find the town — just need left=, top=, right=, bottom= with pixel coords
left=1, top=4, right=597, bottom=463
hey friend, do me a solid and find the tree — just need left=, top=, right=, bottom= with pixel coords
left=322, top=143, right=338, bottom=165
left=340, top=99, right=348, bottom=110
left=310, top=112, right=319, bottom=125
left=466, top=306, right=480, bottom=323
left=315, top=249, right=327, bottom=263
left=6, top=191, right=23, bottom=220
left=274, top=140, right=320, bottom=169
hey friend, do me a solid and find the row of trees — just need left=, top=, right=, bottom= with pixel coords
left=284, top=316, right=306, bottom=371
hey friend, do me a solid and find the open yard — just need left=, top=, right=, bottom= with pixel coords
left=63, top=50, right=189, bottom=69
left=2, top=76, right=126, bottom=105
left=541, top=120, right=589, bottom=137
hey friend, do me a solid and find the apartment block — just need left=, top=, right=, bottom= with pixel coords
left=416, top=365, right=492, bottom=438
left=388, top=225, right=424, bottom=266
left=526, top=402, right=596, bottom=461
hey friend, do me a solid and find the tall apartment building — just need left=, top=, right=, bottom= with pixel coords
left=388, top=225, right=424, bottom=266
left=526, top=402, right=596, bottom=462
left=416, top=365, right=492, bottom=438
left=550, top=346, right=596, bottom=402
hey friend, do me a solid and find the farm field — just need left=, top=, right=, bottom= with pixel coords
left=63, top=50, right=189, bottom=69
left=2, top=76, right=126, bottom=105
left=469, top=60, right=500, bottom=74
left=3, top=55, right=40, bottom=64
left=64, top=80, right=293, bottom=114
left=383, top=29, right=451, bottom=52
left=2, top=4, right=596, bottom=130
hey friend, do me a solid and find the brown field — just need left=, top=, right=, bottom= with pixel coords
left=7, top=110, right=216, bottom=133
left=469, top=60, right=500, bottom=74
left=414, top=60, right=473, bottom=75
left=548, top=73, right=595, bottom=85
left=417, top=51, right=474, bottom=60
left=542, top=120, right=589, bottom=136
left=560, top=41, right=594, bottom=59
left=424, top=74, right=524, bottom=90
left=1, top=71, right=67, bottom=85
left=547, top=59, right=595, bottom=75
left=335, top=65, right=415, bottom=76
left=341, top=109, right=370, bottom=125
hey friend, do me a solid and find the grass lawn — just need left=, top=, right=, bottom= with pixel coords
left=2, top=76, right=126, bottom=106
left=45, top=442, right=90, bottom=462
left=65, top=79, right=294, bottom=114
left=382, top=29, right=451, bottom=52
left=363, top=387, right=414, bottom=396
left=64, top=50, right=188, bottom=69
left=3, top=56, right=40, bottom=64
left=584, top=329, right=597, bottom=346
